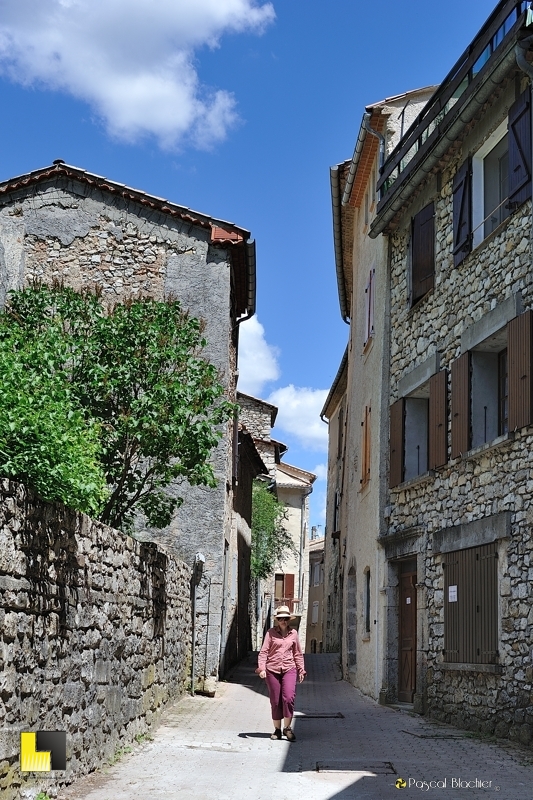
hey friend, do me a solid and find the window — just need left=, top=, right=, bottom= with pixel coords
left=443, top=543, right=498, bottom=664
left=313, top=563, right=321, bottom=587
left=410, top=202, right=435, bottom=306
left=364, top=268, right=375, bottom=345
left=274, top=573, right=295, bottom=611
left=453, top=89, right=532, bottom=265
left=389, top=370, right=447, bottom=488
left=451, top=327, right=510, bottom=456
left=312, top=601, right=319, bottom=624
left=360, top=405, right=371, bottom=487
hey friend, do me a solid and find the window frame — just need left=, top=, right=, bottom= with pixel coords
left=472, top=118, right=509, bottom=248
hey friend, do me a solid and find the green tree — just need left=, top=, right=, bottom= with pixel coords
left=2, top=284, right=233, bottom=531
left=0, top=321, right=107, bottom=515
left=250, top=480, right=294, bottom=580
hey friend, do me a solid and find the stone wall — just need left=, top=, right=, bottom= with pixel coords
left=386, top=76, right=533, bottom=742
left=0, top=174, right=236, bottom=692
left=0, top=480, right=192, bottom=799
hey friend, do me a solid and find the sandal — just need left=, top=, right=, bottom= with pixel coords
left=283, top=726, right=296, bottom=742
left=270, top=728, right=282, bottom=740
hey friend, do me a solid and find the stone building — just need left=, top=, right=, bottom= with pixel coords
left=238, top=392, right=315, bottom=648
left=0, top=160, right=259, bottom=693
left=371, top=0, right=533, bottom=739
left=306, top=533, right=325, bottom=653
left=321, top=349, right=346, bottom=653
left=324, top=0, right=533, bottom=743
left=324, top=87, right=435, bottom=695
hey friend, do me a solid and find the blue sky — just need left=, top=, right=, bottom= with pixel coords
left=0, top=0, right=500, bottom=528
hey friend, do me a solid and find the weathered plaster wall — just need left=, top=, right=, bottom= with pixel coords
left=387, top=77, right=533, bottom=741
left=0, top=480, right=192, bottom=800
left=0, top=177, right=236, bottom=692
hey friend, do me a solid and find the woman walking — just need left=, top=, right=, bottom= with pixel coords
left=257, top=605, right=306, bottom=742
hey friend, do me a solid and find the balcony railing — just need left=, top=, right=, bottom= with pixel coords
left=376, top=0, right=530, bottom=206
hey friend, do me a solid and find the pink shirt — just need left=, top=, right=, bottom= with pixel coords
left=258, top=627, right=306, bottom=676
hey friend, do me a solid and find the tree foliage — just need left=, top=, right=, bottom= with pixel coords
left=251, top=480, right=294, bottom=580
left=0, top=284, right=233, bottom=531
left=0, top=329, right=107, bottom=516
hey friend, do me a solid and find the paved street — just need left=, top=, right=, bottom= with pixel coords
left=60, top=654, right=533, bottom=800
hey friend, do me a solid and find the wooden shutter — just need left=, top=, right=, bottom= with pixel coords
left=389, top=399, right=404, bottom=488
left=443, top=544, right=497, bottom=664
left=429, top=369, right=448, bottom=469
left=284, top=573, right=295, bottom=599
left=364, top=269, right=375, bottom=344
left=452, top=158, right=472, bottom=267
left=451, top=353, right=470, bottom=459
left=411, top=203, right=435, bottom=304
left=508, top=310, right=533, bottom=430
left=508, top=89, right=532, bottom=209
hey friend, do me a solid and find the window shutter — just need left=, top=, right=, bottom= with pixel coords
left=364, top=269, right=375, bottom=343
left=451, top=353, right=470, bottom=459
left=508, top=310, right=533, bottom=430
left=429, top=369, right=448, bottom=469
left=284, top=573, right=295, bottom=600
left=452, top=158, right=472, bottom=267
left=508, top=89, right=532, bottom=209
left=411, top=203, right=435, bottom=305
left=369, top=268, right=375, bottom=338
left=389, top=399, right=404, bottom=488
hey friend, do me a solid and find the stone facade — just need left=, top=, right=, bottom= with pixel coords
left=0, top=480, right=191, bottom=799
left=325, top=2, right=533, bottom=743
left=325, top=88, right=435, bottom=696
left=237, top=393, right=315, bottom=649
left=0, top=162, right=257, bottom=694
left=384, top=64, right=533, bottom=738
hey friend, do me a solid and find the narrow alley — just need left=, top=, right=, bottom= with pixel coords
left=59, top=654, right=533, bottom=800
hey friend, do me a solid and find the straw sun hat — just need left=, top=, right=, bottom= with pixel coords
left=273, top=605, right=296, bottom=621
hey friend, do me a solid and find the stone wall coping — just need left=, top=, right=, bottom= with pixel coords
left=460, top=292, right=523, bottom=353
left=432, top=511, right=511, bottom=555
left=398, top=352, right=439, bottom=398
left=440, top=662, right=503, bottom=674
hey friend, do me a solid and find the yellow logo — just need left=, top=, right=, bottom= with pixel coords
left=20, top=732, right=66, bottom=772
left=396, top=777, right=407, bottom=789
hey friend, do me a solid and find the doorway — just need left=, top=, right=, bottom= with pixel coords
left=398, top=558, right=417, bottom=703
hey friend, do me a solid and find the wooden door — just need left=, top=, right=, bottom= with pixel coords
left=398, top=567, right=417, bottom=703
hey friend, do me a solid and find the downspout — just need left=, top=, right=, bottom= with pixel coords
left=191, top=552, right=205, bottom=696
left=298, top=487, right=313, bottom=620
left=235, top=240, right=257, bottom=327
left=363, top=115, right=386, bottom=173
left=515, top=34, right=533, bottom=314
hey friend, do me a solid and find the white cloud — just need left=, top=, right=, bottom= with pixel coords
left=267, top=385, right=329, bottom=451
left=0, top=0, right=275, bottom=149
left=312, top=462, right=327, bottom=481
left=237, top=316, right=280, bottom=397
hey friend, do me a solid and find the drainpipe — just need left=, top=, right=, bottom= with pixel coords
left=191, top=552, right=205, bottom=696
left=515, top=34, right=533, bottom=310
left=363, top=116, right=386, bottom=173
left=298, top=487, right=313, bottom=619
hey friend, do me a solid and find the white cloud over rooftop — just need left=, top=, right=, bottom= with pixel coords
left=268, top=385, right=329, bottom=452
left=237, top=316, right=280, bottom=398
left=0, top=0, right=275, bottom=149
